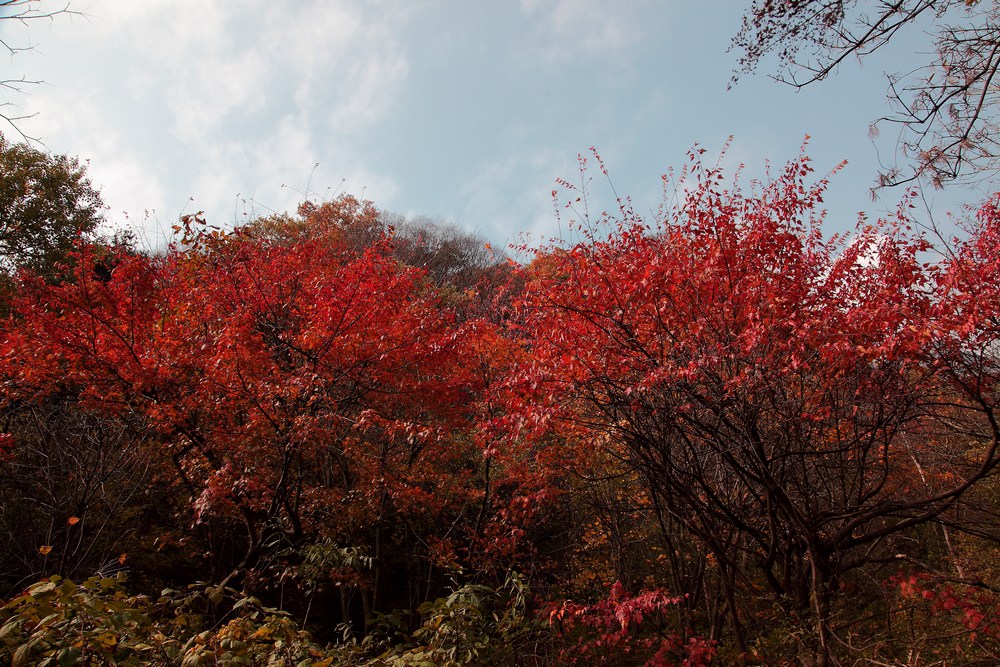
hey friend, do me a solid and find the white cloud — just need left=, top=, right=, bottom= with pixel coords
left=12, top=0, right=411, bottom=243
left=458, top=148, right=581, bottom=252
left=24, top=76, right=169, bottom=245
left=518, top=0, right=652, bottom=64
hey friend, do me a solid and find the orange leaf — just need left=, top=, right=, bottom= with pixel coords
left=118, top=552, right=127, bottom=565
left=68, top=516, right=80, bottom=525
left=38, top=545, right=53, bottom=555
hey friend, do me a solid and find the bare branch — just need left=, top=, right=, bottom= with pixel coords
left=732, top=0, right=1000, bottom=190
left=0, top=0, right=80, bottom=141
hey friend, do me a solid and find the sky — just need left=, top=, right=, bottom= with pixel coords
left=1, top=0, right=992, bottom=253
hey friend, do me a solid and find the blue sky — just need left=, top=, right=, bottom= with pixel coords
left=2, top=0, right=990, bottom=251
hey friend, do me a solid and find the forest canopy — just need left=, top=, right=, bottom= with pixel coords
left=1, top=144, right=999, bottom=666
left=1, top=2, right=1000, bottom=665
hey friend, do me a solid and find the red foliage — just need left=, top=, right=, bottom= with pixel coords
left=547, top=581, right=714, bottom=666
left=512, top=144, right=1000, bottom=649
left=0, top=197, right=505, bottom=582
left=3, top=153, right=999, bottom=662
left=889, top=570, right=1000, bottom=645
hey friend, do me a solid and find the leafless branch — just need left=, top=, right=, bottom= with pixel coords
left=1, top=0, right=80, bottom=142
left=732, top=0, right=1000, bottom=190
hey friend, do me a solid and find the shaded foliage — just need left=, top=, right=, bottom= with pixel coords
left=2, top=157, right=1000, bottom=664
left=513, top=147, right=1000, bottom=664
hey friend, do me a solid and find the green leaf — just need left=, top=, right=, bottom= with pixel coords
left=57, top=647, right=82, bottom=666
left=0, top=619, right=23, bottom=640
left=12, top=636, right=41, bottom=667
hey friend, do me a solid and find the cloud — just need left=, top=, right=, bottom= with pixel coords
left=517, top=0, right=652, bottom=65
left=86, top=1, right=409, bottom=142
left=24, top=75, right=170, bottom=246
left=15, top=0, right=411, bottom=243
left=457, top=147, right=582, bottom=251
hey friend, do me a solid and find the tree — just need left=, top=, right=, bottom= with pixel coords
left=0, top=133, right=104, bottom=278
left=1, top=0, right=80, bottom=140
left=515, top=148, right=1000, bottom=664
left=384, top=213, right=517, bottom=322
left=732, top=0, right=1000, bottom=189
left=0, top=399, right=167, bottom=592
left=248, top=205, right=516, bottom=322
left=0, top=197, right=523, bottom=627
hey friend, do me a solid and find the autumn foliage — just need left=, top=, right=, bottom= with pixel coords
left=2, top=152, right=1000, bottom=665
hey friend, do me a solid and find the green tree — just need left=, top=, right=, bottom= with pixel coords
left=0, top=133, right=103, bottom=278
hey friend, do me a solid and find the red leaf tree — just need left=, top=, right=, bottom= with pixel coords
left=0, top=197, right=504, bottom=618
left=515, top=149, right=1000, bottom=664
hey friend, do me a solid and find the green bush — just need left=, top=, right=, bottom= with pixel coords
left=1, top=573, right=548, bottom=666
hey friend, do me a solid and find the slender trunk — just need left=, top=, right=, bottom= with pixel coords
left=340, top=587, right=350, bottom=628
left=360, top=584, right=372, bottom=623
left=721, top=559, right=748, bottom=653
left=808, top=546, right=833, bottom=667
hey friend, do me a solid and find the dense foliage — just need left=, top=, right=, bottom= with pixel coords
left=0, top=133, right=104, bottom=280
left=2, top=147, right=999, bottom=666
